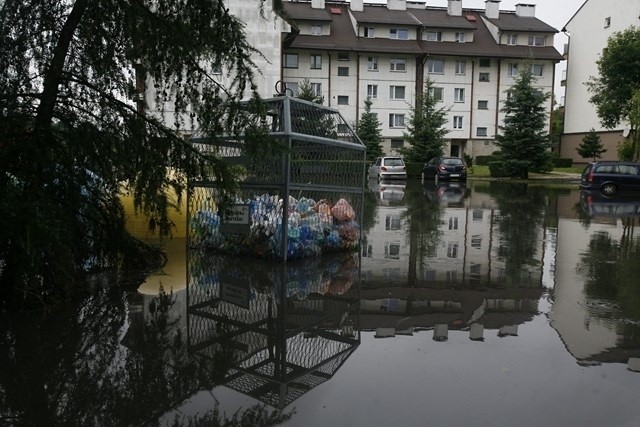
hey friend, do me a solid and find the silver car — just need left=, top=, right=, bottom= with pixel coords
left=368, top=156, right=407, bottom=181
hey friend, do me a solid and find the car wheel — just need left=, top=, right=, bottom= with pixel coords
left=601, top=183, right=618, bottom=196
left=377, top=174, right=381, bottom=182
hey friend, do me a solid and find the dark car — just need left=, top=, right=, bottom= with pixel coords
left=422, top=157, right=468, bottom=182
left=579, top=161, right=640, bottom=196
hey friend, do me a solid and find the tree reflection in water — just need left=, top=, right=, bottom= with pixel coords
left=0, top=286, right=293, bottom=426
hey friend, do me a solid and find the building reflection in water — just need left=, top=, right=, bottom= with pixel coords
left=359, top=180, right=548, bottom=341
left=186, top=250, right=361, bottom=409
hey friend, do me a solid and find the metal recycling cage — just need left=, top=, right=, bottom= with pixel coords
left=187, top=95, right=366, bottom=261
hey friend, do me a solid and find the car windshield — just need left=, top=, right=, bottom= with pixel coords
left=443, top=158, right=463, bottom=165
left=384, top=158, right=404, bottom=166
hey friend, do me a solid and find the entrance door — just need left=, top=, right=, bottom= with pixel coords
left=450, top=145, right=460, bottom=157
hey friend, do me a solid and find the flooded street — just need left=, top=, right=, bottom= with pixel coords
left=3, top=179, right=640, bottom=426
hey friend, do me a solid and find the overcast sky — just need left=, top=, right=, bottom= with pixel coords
left=367, top=0, right=588, bottom=101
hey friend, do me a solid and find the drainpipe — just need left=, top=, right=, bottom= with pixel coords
left=356, top=52, right=360, bottom=127
left=328, top=51, right=332, bottom=107
left=494, top=58, right=502, bottom=140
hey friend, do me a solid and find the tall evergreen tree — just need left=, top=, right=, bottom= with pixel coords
left=495, top=61, right=553, bottom=179
left=576, top=128, right=607, bottom=161
left=296, top=79, right=324, bottom=104
left=399, top=78, right=449, bottom=164
left=0, top=0, right=283, bottom=308
left=356, top=98, right=383, bottom=162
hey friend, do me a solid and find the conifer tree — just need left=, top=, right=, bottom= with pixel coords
left=399, top=78, right=449, bottom=164
left=356, top=98, right=383, bottom=162
left=576, top=128, right=607, bottom=161
left=495, top=61, right=553, bottom=179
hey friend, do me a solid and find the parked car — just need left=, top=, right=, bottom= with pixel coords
left=422, top=157, right=468, bottom=181
left=368, top=179, right=406, bottom=205
left=422, top=180, right=468, bottom=207
left=368, top=156, right=407, bottom=180
left=579, top=161, right=640, bottom=196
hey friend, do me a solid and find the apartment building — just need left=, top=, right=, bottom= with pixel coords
left=561, top=0, right=633, bottom=164
left=281, top=0, right=563, bottom=159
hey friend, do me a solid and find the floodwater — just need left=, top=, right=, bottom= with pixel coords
left=2, top=179, right=640, bottom=427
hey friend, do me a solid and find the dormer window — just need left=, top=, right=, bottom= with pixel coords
left=455, top=32, right=465, bottom=43
left=527, top=35, right=545, bottom=46
left=390, top=28, right=409, bottom=40
left=506, top=34, right=517, bottom=45
left=364, top=27, right=375, bottom=38
left=311, top=24, right=322, bottom=35
left=426, top=31, right=442, bottom=42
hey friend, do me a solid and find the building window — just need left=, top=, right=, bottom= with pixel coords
left=479, top=58, right=491, bottom=67
left=337, top=123, right=350, bottom=133
left=604, top=17, right=611, bottom=28
left=479, top=72, right=490, bottom=82
left=364, top=27, right=375, bottom=37
left=478, top=100, right=488, bottom=110
left=390, top=28, right=409, bottom=39
left=367, top=84, right=378, bottom=98
left=471, top=235, right=482, bottom=249
left=472, top=209, right=483, bottom=220
left=476, top=127, right=488, bottom=137
left=453, top=116, right=463, bottom=129
left=531, top=63, right=544, bottom=76
left=455, top=32, right=465, bottom=43
left=390, top=58, right=407, bottom=72
left=337, top=95, right=349, bottom=105
left=368, top=56, right=379, bottom=71
left=426, top=31, right=442, bottom=41
left=310, top=54, right=322, bottom=69
left=283, top=53, right=298, bottom=69
left=338, top=66, right=349, bottom=76
left=338, top=52, right=350, bottom=61
left=391, top=139, right=404, bottom=149
left=429, top=87, right=444, bottom=101
left=455, top=60, right=466, bottom=75
left=454, top=88, right=465, bottom=102
left=385, top=214, right=401, bottom=230
left=389, top=114, right=405, bottom=128
left=389, top=85, right=405, bottom=100
left=427, top=58, right=444, bottom=74
left=447, top=242, right=459, bottom=258
left=311, top=83, right=322, bottom=97
left=506, top=34, right=517, bottom=45
left=285, top=82, right=298, bottom=96
left=508, top=63, right=519, bottom=77
left=528, top=35, right=545, bottom=46
left=311, top=24, right=322, bottom=35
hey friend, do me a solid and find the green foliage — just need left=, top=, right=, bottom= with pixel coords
left=587, top=27, right=640, bottom=129
left=495, top=60, right=553, bottom=179
left=399, top=77, right=450, bottom=163
left=550, top=105, right=564, bottom=148
left=618, top=138, right=635, bottom=160
left=356, top=98, right=383, bottom=162
left=488, top=160, right=509, bottom=177
left=0, top=0, right=280, bottom=308
left=576, top=128, right=607, bottom=161
left=552, top=157, right=574, bottom=168
left=296, top=78, right=324, bottom=104
left=475, top=155, right=495, bottom=166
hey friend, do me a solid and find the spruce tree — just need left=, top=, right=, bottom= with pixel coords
left=356, top=98, right=383, bottom=162
left=495, top=61, right=553, bottom=179
left=576, top=128, right=607, bottom=161
left=399, top=78, right=449, bottom=164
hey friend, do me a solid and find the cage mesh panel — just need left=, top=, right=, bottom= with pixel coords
left=188, top=96, right=364, bottom=261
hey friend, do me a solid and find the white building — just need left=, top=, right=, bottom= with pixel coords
left=281, top=0, right=562, bottom=159
left=561, top=0, right=633, bottom=164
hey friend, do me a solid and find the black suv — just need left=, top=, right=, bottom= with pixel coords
left=580, top=161, right=640, bottom=196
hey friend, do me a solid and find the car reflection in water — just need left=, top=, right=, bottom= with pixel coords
left=368, top=178, right=406, bottom=205
left=579, top=190, right=640, bottom=218
left=422, top=180, right=468, bottom=207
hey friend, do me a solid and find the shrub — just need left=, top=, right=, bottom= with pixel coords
left=488, top=160, right=509, bottom=177
left=552, top=157, right=573, bottom=168
left=475, top=155, right=494, bottom=166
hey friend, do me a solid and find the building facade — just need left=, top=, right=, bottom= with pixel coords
left=561, top=0, right=634, bottom=165
left=281, top=0, right=562, bottom=159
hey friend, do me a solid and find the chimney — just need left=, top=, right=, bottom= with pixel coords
left=515, top=3, right=535, bottom=17
left=351, top=0, right=364, bottom=12
left=448, top=0, right=462, bottom=16
left=485, top=0, right=500, bottom=19
left=387, top=0, right=407, bottom=11
left=311, top=0, right=325, bottom=9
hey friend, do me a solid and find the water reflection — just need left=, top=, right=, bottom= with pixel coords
left=186, top=251, right=360, bottom=409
